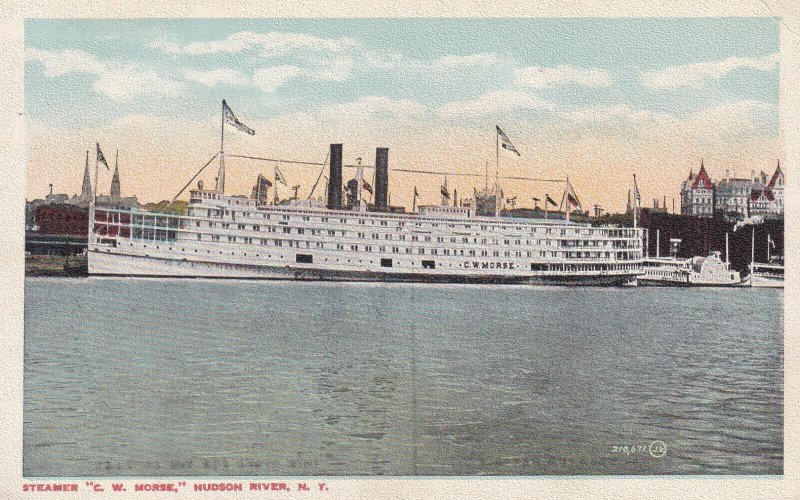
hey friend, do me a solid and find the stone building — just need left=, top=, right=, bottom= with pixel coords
left=680, top=160, right=714, bottom=217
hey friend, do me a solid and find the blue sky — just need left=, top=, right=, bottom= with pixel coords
left=24, top=18, right=781, bottom=210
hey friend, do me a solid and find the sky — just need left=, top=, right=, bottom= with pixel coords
left=25, top=18, right=781, bottom=213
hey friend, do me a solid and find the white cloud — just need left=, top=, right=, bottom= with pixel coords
left=641, top=53, right=779, bottom=90
left=363, top=50, right=502, bottom=73
left=317, top=96, right=427, bottom=122
left=252, top=66, right=304, bottom=93
left=560, top=105, right=670, bottom=127
left=681, top=100, right=777, bottom=140
left=431, top=53, right=499, bottom=70
left=311, top=54, right=354, bottom=82
left=551, top=100, right=777, bottom=150
left=154, top=31, right=356, bottom=57
left=437, top=90, right=552, bottom=119
left=514, top=65, right=613, bottom=88
left=26, top=47, right=184, bottom=101
left=183, top=68, right=248, bottom=87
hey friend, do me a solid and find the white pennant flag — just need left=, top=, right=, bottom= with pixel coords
left=496, top=125, right=520, bottom=156
left=223, top=99, right=255, bottom=135
left=275, top=165, right=287, bottom=186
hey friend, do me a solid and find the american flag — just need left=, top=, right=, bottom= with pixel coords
left=96, top=143, right=110, bottom=171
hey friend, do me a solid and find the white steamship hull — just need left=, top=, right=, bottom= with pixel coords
left=88, top=137, right=646, bottom=287
left=89, top=250, right=639, bottom=285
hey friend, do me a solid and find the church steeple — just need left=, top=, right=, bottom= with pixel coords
left=80, top=150, right=92, bottom=202
left=110, top=150, right=121, bottom=200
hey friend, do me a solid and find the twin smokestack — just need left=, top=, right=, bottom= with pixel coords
left=326, top=144, right=389, bottom=211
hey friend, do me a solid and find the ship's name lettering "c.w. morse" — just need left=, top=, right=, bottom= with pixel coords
left=464, top=261, right=516, bottom=270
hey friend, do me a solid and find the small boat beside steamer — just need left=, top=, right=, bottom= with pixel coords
left=636, top=234, right=741, bottom=287
left=638, top=252, right=742, bottom=287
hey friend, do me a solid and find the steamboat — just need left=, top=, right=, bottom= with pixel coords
left=88, top=106, right=644, bottom=284
left=637, top=236, right=741, bottom=287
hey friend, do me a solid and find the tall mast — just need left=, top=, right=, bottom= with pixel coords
left=633, top=174, right=638, bottom=229
left=544, top=193, right=548, bottom=220
left=656, top=229, right=660, bottom=259
left=725, top=232, right=729, bottom=264
left=767, top=233, right=771, bottom=262
left=750, top=226, right=755, bottom=287
left=217, top=100, right=226, bottom=193
left=495, top=128, right=500, bottom=217
left=93, top=145, right=99, bottom=203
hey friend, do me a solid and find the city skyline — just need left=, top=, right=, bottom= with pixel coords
left=25, top=18, right=781, bottom=212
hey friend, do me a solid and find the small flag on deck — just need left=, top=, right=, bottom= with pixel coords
left=441, top=185, right=450, bottom=199
left=496, top=125, right=520, bottom=156
left=363, top=180, right=373, bottom=195
left=564, top=181, right=582, bottom=210
left=223, top=99, right=255, bottom=135
left=275, top=165, right=287, bottom=185
left=96, top=143, right=110, bottom=171
left=545, top=195, right=557, bottom=207
left=567, top=193, right=579, bottom=207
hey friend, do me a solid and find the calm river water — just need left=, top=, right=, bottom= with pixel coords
left=24, top=278, right=783, bottom=476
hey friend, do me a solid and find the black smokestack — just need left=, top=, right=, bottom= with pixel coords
left=327, top=144, right=343, bottom=210
left=375, top=147, right=389, bottom=210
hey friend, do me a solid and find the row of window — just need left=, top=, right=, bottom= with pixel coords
left=187, top=206, right=641, bottom=238
left=183, top=233, right=637, bottom=260
left=188, top=220, right=639, bottom=248
left=126, top=239, right=643, bottom=271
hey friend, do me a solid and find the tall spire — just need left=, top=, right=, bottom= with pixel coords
left=80, top=150, right=92, bottom=202
left=110, top=149, right=121, bottom=200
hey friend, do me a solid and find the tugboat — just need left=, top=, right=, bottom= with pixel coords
left=637, top=237, right=741, bottom=287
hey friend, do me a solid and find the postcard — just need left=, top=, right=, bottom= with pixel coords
left=2, top=3, right=798, bottom=498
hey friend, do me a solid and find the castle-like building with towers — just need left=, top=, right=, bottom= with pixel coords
left=680, top=159, right=784, bottom=219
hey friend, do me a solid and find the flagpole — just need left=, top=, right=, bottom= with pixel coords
left=545, top=194, right=548, bottom=220
left=750, top=226, right=755, bottom=288
left=495, top=127, right=500, bottom=217
left=767, top=234, right=771, bottom=262
left=412, top=187, right=417, bottom=214
left=93, top=145, right=99, bottom=204
left=633, top=174, right=638, bottom=229
left=218, top=100, right=226, bottom=193
left=725, top=232, right=729, bottom=264
left=274, top=165, right=279, bottom=205
left=88, top=149, right=95, bottom=246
